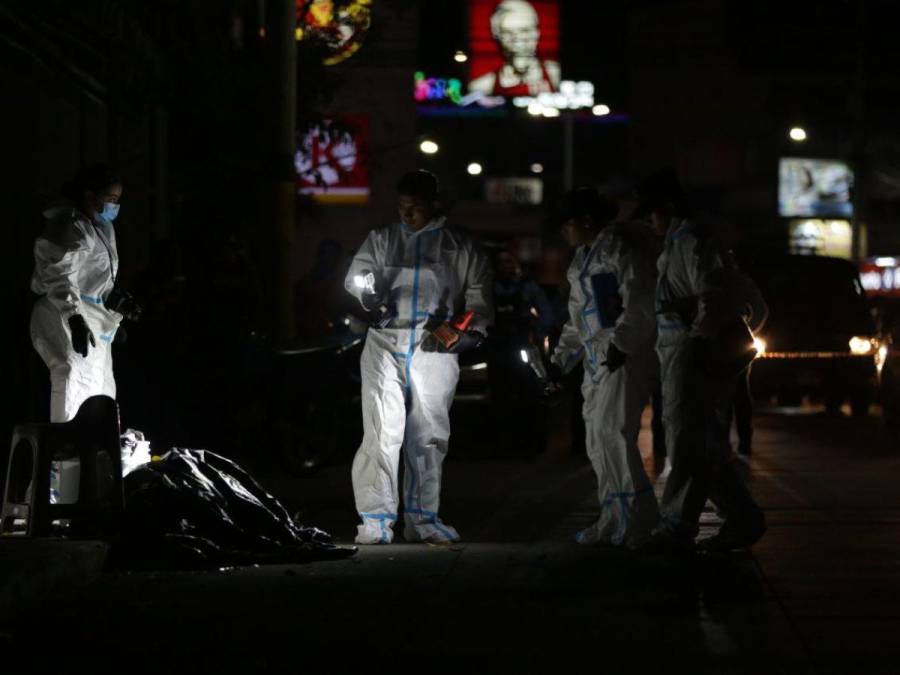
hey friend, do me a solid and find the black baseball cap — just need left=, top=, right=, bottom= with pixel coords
left=558, top=187, right=619, bottom=224
left=634, top=168, right=688, bottom=218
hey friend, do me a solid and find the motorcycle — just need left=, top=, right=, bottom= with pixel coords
left=270, top=331, right=363, bottom=475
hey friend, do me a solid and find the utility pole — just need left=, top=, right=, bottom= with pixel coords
left=270, top=0, right=297, bottom=344
left=850, top=0, right=867, bottom=262
left=563, top=114, right=574, bottom=191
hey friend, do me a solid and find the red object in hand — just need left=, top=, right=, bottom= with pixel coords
left=430, top=312, right=476, bottom=350
left=452, top=311, right=475, bottom=332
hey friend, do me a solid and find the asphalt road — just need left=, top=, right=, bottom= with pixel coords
left=6, top=404, right=900, bottom=673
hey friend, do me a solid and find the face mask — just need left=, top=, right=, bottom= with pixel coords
left=101, top=202, right=120, bottom=222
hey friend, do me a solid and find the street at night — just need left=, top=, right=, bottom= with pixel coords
left=3, top=1, right=900, bottom=672
left=6, top=406, right=899, bottom=671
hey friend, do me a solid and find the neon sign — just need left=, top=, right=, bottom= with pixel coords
left=414, top=72, right=506, bottom=108
left=295, top=115, right=370, bottom=204
left=512, top=80, right=594, bottom=110
left=861, top=258, right=900, bottom=296
left=415, top=72, right=464, bottom=104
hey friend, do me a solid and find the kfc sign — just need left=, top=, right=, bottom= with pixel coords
left=469, top=0, right=561, bottom=97
left=295, top=116, right=370, bottom=204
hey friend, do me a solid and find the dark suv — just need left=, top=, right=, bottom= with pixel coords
left=747, top=255, right=880, bottom=416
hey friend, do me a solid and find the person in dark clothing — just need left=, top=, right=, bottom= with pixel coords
left=488, top=248, right=554, bottom=455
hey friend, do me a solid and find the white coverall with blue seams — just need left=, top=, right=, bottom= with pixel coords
left=551, top=222, right=661, bottom=547
left=345, top=216, right=493, bottom=544
left=30, top=205, right=122, bottom=423
left=655, top=218, right=767, bottom=541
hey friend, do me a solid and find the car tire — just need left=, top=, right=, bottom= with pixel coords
left=777, top=391, right=802, bottom=407
left=849, top=391, right=872, bottom=418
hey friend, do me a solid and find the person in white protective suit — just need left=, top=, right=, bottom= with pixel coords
left=639, top=168, right=768, bottom=553
left=550, top=188, right=661, bottom=547
left=345, top=170, right=493, bottom=544
left=30, top=164, right=127, bottom=423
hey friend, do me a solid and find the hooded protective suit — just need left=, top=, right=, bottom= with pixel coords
left=552, top=222, right=661, bottom=547
left=655, top=218, right=767, bottom=541
left=30, top=205, right=122, bottom=423
left=345, top=216, right=492, bottom=544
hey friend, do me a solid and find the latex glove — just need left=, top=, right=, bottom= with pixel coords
left=602, top=342, right=627, bottom=372
left=446, top=330, right=484, bottom=354
left=547, top=362, right=564, bottom=387
left=360, top=292, right=380, bottom=312
left=421, top=326, right=484, bottom=354
left=105, top=288, right=142, bottom=322
left=68, top=314, right=96, bottom=357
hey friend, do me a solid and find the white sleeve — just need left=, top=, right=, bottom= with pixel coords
left=461, top=242, right=494, bottom=335
left=31, top=218, right=91, bottom=319
left=691, top=237, right=767, bottom=336
left=610, top=235, right=657, bottom=354
left=344, top=229, right=385, bottom=307
left=552, top=263, right=586, bottom=373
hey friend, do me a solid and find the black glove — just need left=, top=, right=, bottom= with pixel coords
left=422, top=328, right=483, bottom=354
left=105, top=288, right=142, bottom=322
left=602, top=342, right=627, bottom=372
left=360, top=292, right=380, bottom=312
left=68, top=314, right=96, bottom=357
left=547, top=362, right=564, bottom=386
left=446, top=330, right=484, bottom=354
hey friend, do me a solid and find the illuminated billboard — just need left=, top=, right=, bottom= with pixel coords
left=860, top=258, right=900, bottom=297
left=295, top=0, right=372, bottom=65
left=485, top=177, right=543, bottom=205
left=788, top=219, right=852, bottom=260
left=295, top=115, right=369, bottom=204
left=779, top=158, right=854, bottom=218
left=468, top=0, right=560, bottom=96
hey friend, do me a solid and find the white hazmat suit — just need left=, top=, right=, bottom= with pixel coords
left=346, top=216, right=492, bottom=544
left=552, top=223, right=661, bottom=547
left=30, top=205, right=122, bottom=423
left=655, top=218, right=767, bottom=542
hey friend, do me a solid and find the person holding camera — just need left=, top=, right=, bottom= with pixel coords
left=30, top=163, right=140, bottom=423
left=344, top=170, right=493, bottom=545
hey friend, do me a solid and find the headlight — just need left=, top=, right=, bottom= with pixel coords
left=849, top=336, right=875, bottom=355
left=752, top=336, right=766, bottom=356
left=876, top=344, right=888, bottom=372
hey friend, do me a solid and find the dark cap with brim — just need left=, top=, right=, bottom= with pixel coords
left=634, top=167, right=687, bottom=217
left=558, top=187, right=619, bottom=224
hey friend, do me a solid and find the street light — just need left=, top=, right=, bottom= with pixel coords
left=530, top=163, right=544, bottom=174
left=789, top=126, right=808, bottom=142
left=453, top=50, right=468, bottom=63
left=592, top=104, right=611, bottom=116
left=419, top=140, right=439, bottom=154
left=467, top=162, right=483, bottom=176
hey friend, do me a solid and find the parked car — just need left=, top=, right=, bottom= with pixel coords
left=871, top=296, right=900, bottom=431
left=747, top=255, right=881, bottom=416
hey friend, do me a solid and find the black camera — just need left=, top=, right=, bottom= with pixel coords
left=105, top=288, right=142, bottom=322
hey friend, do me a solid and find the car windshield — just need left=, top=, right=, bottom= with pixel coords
left=750, top=257, right=874, bottom=336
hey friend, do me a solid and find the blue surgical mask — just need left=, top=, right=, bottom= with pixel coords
left=101, top=202, right=120, bottom=222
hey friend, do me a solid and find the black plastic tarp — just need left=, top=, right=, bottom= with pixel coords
left=114, top=448, right=355, bottom=569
